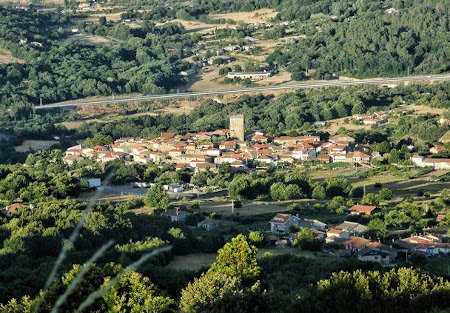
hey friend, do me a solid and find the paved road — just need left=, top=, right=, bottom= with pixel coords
left=35, top=73, right=450, bottom=110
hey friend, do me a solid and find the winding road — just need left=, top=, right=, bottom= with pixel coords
left=35, top=73, right=450, bottom=110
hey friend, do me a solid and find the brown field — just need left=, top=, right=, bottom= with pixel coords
left=257, top=70, right=292, bottom=85
left=400, top=104, right=445, bottom=115
left=90, top=12, right=126, bottom=22
left=198, top=199, right=307, bottom=217
left=0, top=48, right=21, bottom=64
left=171, top=19, right=232, bottom=34
left=188, top=68, right=243, bottom=91
left=66, top=34, right=112, bottom=45
left=211, top=9, right=278, bottom=24
left=15, top=140, right=60, bottom=152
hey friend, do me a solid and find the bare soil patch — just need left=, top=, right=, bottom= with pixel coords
left=0, top=48, right=21, bottom=64
left=66, top=34, right=112, bottom=45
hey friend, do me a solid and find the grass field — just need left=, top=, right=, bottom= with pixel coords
left=15, top=140, right=60, bottom=152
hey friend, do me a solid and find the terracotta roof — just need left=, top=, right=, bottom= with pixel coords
left=160, top=132, right=175, bottom=139
left=350, top=205, right=378, bottom=215
left=3, top=203, right=26, bottom=214
left=252, top=134, right=267, bottom=140
left=345, top=236, right=370, bottom=249
left=327, top=229, right=346, bottom=234
left=353, top=151, right=370, bottom=158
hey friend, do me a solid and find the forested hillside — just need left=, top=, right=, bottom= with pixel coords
left=277, top=0, right=450, bottom=78
left=0, top=7, right=191, bottom=120
left=193, top=0, right=449, bottom=78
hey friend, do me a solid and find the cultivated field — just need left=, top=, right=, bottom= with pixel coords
left=15, top=140, right=60, bottom=152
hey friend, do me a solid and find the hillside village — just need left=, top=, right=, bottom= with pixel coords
left=64, top=112, right=450, bottom=170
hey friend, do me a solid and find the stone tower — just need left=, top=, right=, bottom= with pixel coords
left=230, top=114, right=245, bottom=141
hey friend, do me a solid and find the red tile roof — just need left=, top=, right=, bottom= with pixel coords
left=270, top=213, right=291, bottom=224
left=350, top=205, right=378, bottom=215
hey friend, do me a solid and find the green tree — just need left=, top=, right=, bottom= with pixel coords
left=312, top=185, right=326, bottom=200
left=270, top=182, right=286, bottom=201
left=294, top=229, right=321, bottom=251
left=361, top=193, right=380, bottom=205
left=84, top=134, right=113, bottom=147
left=248, top=231, right=264, bottom=247
left=209, top=234, right=260, bottom=281
left=104, top=271, right=174, bottom=313
left=378, top=188, right=393, bottom=200
left=145, top=184, right=170, bottom=209
left=366, top=218, right=388, bottom=238
left=179, top=235, right=263, bottom=313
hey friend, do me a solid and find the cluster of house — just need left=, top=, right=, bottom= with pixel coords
left=63, top=122, right=379, bottom=171
left=352, top=111, right=387, bottom=126
left=268, top=205, right=450, bottom=264
left=411, top=155, right=450, bottom=170
left=161, top=208, right=220, bottom=231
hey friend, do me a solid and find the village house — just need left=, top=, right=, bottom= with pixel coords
left=315, top=154, right=332, bottom=163
left=162, top=208, right=191, bottom=222
left=269, top=213, right=300, bottom=234
left=397, top=235, right=450, bottom=256
left=297, top=219, right=327, bottom=231
left=352, top=151, right=371, bottom=163
left=227, top=71, right=271, bottom=80
left=429, top=145, right=447, bottom=154
left=411, top=155, right=450, bottom=170
left=98, top=152, right=126, bottom=163
left=325, top=229, right=350, bottom=243
left=335, top=221, right=367, bottom=236
left=362, top=118, right=386, bottom=126
left=357, top=247, right=395, bottom=264
left=198, top=217, right=220, bottom=231
left=1, top=203, right=27, bottom=215
left=66, top=144, right=83, bottom=155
